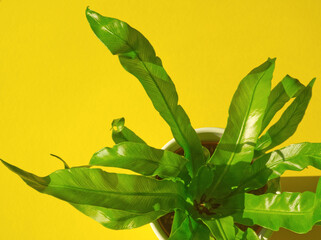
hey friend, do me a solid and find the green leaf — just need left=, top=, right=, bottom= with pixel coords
left=256, top=78, right=315, bottom=152
left=1, top=159, right=186, bottom=213
left=238, top=143, right=321, bottom=192
left=169, top=212, right=210, bottom=240
left=235, top=228, right=260, bottom=240
left=72, top=203, right=167, bottom=230
left=260, top=75, right=304, bottom=133
left=170, top=209, right=189, bottom=236
left=202, top=146, right=211, bottom=161
left=90, top=142, right=188, bottom=178
left=86, top=8, right=204, bottom=177
left=217, top=178, right=321, bottom=233
left=188, top=165, right=214, bottom=200
left=111, top=117, right=146, bottom=144
left=201, top=216, right=235, bottom=240
left=50, top=154, right=70, bottom=169
left=206, top=59, right=275, bottom=198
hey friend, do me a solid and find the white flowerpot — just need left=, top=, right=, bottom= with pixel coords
left=150, top=127, right=276, bottom=240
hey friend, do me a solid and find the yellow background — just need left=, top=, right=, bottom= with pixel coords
left=1, top=0, right=321, bottom=239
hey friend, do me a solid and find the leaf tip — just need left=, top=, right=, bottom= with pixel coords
left=111, top=117, right=125, bottom=132
left=268, top=57, right=277, bottom=63
left=308, top=78, right=316, bottom=87
left=85, top=6, right=99, bottom=21
left=0, top=158, right=7, bottom=167
left=50, top=154, right=70, bottom=169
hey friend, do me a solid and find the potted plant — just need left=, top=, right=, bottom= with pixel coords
left=2, top=7, right=321, bottom=239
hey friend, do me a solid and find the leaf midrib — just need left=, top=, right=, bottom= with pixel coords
left=210, top=69, right=270, bottom=194
left=229, top=207, right=315, bottom=216
left=48, top=183, right=184, bottom=199
left=91, top=16, right=191, bottom=159
left=93, top=155, right=183, bottom=171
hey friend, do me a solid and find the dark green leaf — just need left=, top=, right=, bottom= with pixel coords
left=188, top=165, right=214, bottom=200
left=72, top=203, right=167, bottom=229
left=239, top=143, right=321, bottom=192
left=201, top=216, right=235, bottom=240
left=90, top=142, right=188, bottom=178
left=235, top=227, right=259, bottom=240
left=260, top=75, right=304, bottom=133
left=217, top=178, right=321, bottom=233
left=111, top=117, right=146, bottom=144
left=203, top=146, right=211, bottom=161
left=206, top=59, right=275, bottom=198
left=1, top=159, right=186, bottom=213
left=256, top=78, right=315, bottom=152
left=86, top=8, right=204, bottom=177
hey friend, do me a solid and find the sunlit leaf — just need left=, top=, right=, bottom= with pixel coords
left=1, top=160, right=186, bottom=213
left=218, top=178, right=321, bottom=233
left=90, top=142, right=188, bottom=178
left=260, top=75, right=304, bottom=133
left=86, top=8, right=204, bottom=177
left=206, top=59, right=275, bottom=198
left=256, top=79, right=315, bottom=152
left=238, top=142, right=321, bottom=192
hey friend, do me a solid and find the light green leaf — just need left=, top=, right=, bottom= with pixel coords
left=260, top=75, right=304, bottom=133
left=1, top=160, right=186, bottom=213
left=111, top=117, right=146, bottom=144
left=206, top=59, right=275, bottom=198
left=202, top=216, right=235, bottom=240
left=86, top=8, right=204, bottom=177
left=238, top=143, right=321, bottom=192
left=256, top=78, right=315, bottom=152
left=169, top=212, right=210, bottom=240
left=217, top=178, right=321, bottom=233
left=72, top=203, right=167, bottom=230
left=90, top=142, right=188, bottom=178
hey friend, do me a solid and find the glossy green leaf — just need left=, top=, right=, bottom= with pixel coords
left=86, top=8, right=204, bottom=177
left=218, top=178, right=321, bottom=233
left=111, top=118, right=146, bottom=144
left=90, top=142, right=188, bottom=178
left=202, top=216, right=235, bottom=240
left=260, top=75, right=304, bottom=133
left=206, top=59, right=275, bottom=198
left=1, top=160, right=186, bottom=213
left=169, top=212, right=210, bottom=240
left=72, top=203, right=166, bottom=229
left=238, top=143, right=321, bottom=192
left=256, top=78, right=315, bottom=152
